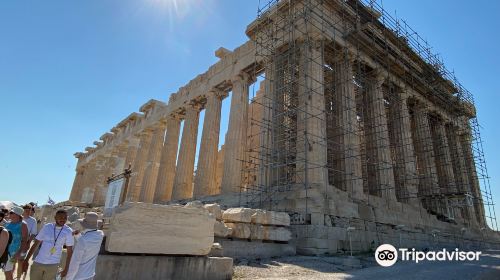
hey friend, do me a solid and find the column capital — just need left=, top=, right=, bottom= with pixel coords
left=166, top=112, right=181, bottom=121
left=154, top=119, right=168, bottom=129
left=338, top=51, right=357, bottom=64
left=185, top=101, right=203, bottom=112
left=397, top=86, right=411, bottom=101
left=231, top=71, right=255, bottom=85
left=412, top=99, right=429, bottom=114
left=207, top=88, right=228, bottom=100
left=367, top=68, right=387, bottom=88
left=431, top=112, right=449, bottom=124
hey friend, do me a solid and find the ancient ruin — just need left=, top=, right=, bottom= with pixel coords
left=68, top=0, right=499, bottom=256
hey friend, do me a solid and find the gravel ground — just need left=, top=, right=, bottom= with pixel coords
left=233, top=251, right=500, bottom=280
left=233, top=254, right=376, bottom=279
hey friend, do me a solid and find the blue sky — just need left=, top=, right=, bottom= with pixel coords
left=0, top=1, right=498, bottom=228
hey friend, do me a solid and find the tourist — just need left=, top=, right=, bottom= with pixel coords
left=0, top=225, right=10, bottom=270
left=3, top=206, right=28, bottom=280
left=0, top=209, right=9, bottom=226
left=19, top=204, right=38, bottom=278
left=66, top=212, right=104, bottom=280
left=0, top=212, right=5, bottom=227
left=21, top=205, right=37, bottom=244
left=24, top=209, right=74, bottom=280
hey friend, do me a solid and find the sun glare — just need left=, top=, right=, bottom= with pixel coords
left=149, top=0, right=192, bottom=19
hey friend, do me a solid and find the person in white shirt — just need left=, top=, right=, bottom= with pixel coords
left=22, top=205, right=38, bottom=243
left=66, top=212, right=104, bottom=280
left=24, top=209, right=74, bottom=280
left=19, top=204, right=38, bottom=278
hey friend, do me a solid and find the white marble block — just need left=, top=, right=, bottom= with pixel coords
left=251, top=210, right=290, bottom=226
left=204, top=203, right=223, bottom=221
left=250, top=224, right=264, bottom=240
left=214, top=220, right=233, bottom=238
left=225, top=222, right=251, bottom=239
left=222, top=208, right=255, bottom=223
left=105, top=202, right=215, bottom=255
left=263, top=226, right=292, bottom=242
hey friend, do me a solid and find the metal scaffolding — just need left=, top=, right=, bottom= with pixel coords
left=239, top=0, right=497, bottom=231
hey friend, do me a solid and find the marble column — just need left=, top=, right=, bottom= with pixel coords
left=140, top=122, right=167, bottom=203
left=115, top=143, right=131, bottom=174
left=388, top=89, right=419, bottom=206
left=194, top=90, right=224, bottom=198
left=154, top=115, right=181, bottom=203
left=256, top=63, right=274, bottom=189
left=333, top=55, right=364, bottom=200
left=363, top=71, right=396, bottom=200
left=172, top=103, right=200, bottom=200
left=459, top=123, right=486, bottom=227
left=221, top=73, right=252, bottom=193
left=92, top=156, right=109, bottom=205
left=69, top=167, right=85, bottom=201
left=123, top=137, right=140, bottom=169
left=126, top=130, right=153, bottom=201
left=412, top=102, right=440, bottom=211
left=432, top=119, right=457, bottom=195
left=79, top=161, right=96, bottom=203
left=296, top=43, right=328, bottom=190
left=447, top=123, right=476, bottom=224
left=109, top=147, right=124, bottom=177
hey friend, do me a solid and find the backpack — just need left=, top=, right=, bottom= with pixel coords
left=0, top=226, right=12, bottom=268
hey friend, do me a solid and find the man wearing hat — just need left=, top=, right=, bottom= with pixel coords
left=3, top=206, right=28, bottom=280
left=66, top=212, right=104, bottom=280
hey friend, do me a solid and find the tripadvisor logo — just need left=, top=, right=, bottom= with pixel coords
left=374, top=244, right=482, bottom=267
left=375, top=244, right=398, bottom=267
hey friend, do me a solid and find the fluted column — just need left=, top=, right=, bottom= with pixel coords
left=140, top=122, right=167, bottom=202
left=459, top=122, right=486, bottom=227
left=388, top=89, right=419, bottom=206
left=363, top=71, right=396, bottom=200
left=296, top=43, right=328, bottom=189
left=221, top=73, right=252, bottom=193
left=79, top=161, right=96, bottom=203
left=154, top=115, right=181, bottom=202
left=194, top=90, right=224, bottom=198
left=111, top=144, right=129, bottom=175
left=432, top=119, right=457, bottom=194
left=333, top=55, right=364, bottom=200
left=69, top=167, right=85, bottom=201
left=257, top=63, right=273, bottom=189
left=412, top=102, right=440, bottom=211
left=434, top=118, right=461, bottom=219
left=123, top=137, right=140, bottom=169
left=92, top=156, right=109, bottom=205
left=172, top=103, right=201, bottom=200
left=447, top=123, right=476, bottom=224
left=126, top=130, right=153, bottom=201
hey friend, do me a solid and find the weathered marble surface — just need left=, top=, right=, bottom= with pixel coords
left=214, top=220, right=232, bottom=237
left=106, top=202, right=215, bottom=255
left=225, top=222, right=251, bottom=239
left=222, top=208, right=255, bottom=223
left=204, top=203, right=223, bottom=221
left=251, top=210, right=290, bottom=226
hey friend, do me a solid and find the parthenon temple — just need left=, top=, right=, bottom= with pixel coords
left=68, top=0, right=498, bottom=254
